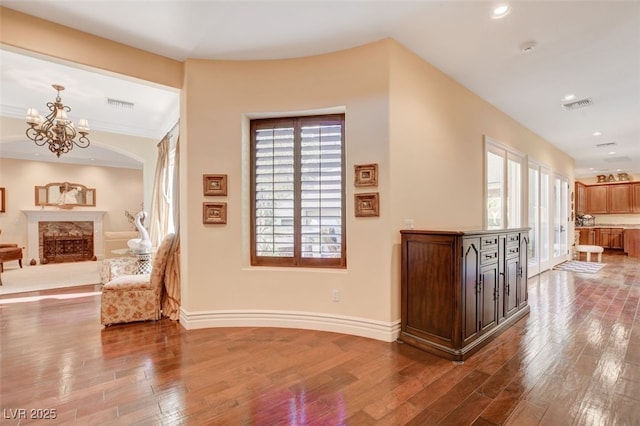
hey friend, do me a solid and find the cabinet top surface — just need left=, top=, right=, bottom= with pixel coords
left=401, top=227, right=530, bottom=236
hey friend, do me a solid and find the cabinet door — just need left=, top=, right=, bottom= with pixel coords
left=575, top=182, right=587, bottom=215
left=462, top=238, right=480, bottom=345
left=598, top=228, right=612, bottom=248
left=632, top=183, right=640, bottom=213
left=480, top=262, right=499, bottom=334
left=610, top=229, right=624, bottom=250
left=587, top=185, right=608, bottom=214
left=609, top=184, right=631, bottom=213
left=518, top=233, right=529, bottom=308
left=504, top=256, right=519, bottom=318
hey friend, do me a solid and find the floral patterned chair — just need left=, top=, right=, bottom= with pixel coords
left=100, top=256, right=138, bottom=284
left=101, top=233, right=176, bottom=326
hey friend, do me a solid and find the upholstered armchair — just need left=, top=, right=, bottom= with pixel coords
left=0, top=228, right=23, bottom=276
left=101, top=233, right=176, bottom=326
left=100, top=256, right=138, bottom=284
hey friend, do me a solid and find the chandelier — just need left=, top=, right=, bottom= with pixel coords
left=25, top=84, right=90, bottom=157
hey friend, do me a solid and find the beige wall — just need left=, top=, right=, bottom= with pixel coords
left=0, top=158, right=143, bottom=252
left=0, top=7, right=182, bottom=89
left=181, top=41, right=396, bottom=337
left=387, top=41, right=575, bottom=320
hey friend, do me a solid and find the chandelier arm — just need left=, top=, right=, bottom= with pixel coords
left=76, top=134, right=90, bottom=148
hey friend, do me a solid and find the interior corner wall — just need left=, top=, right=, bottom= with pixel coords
left=387, top=40, right=574, bottom=233
left=180, top=40, right=398, bottom=339
left=386, top=41, right=575, bottom=319
left=0, top=157, right=143, bottom=251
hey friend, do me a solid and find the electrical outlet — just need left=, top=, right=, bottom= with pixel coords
left=332, top=289, right=340, bottom=302
left=404, top=219, right=414, bottom=229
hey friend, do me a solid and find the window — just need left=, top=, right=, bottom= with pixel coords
left=485, top=138, right=524, bottom=229
left=250, top=114, right=346, bottom=268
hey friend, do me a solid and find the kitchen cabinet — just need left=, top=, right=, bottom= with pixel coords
left=579, top=182, right=636, bottom=214
left=400, top=228, right=530, bottom=361
left=624, top=229, right=640, bottom=258
left=578, top=228, right=596, bottom=245
left=633, top=183, right=640, bottom=213
left=575, top=182, right=587, bottom=216
left=594, top=227, right=624, bottom=249
left=587, top=185, right=608, bottom=214
left=608, top=184, right=631, bottom=213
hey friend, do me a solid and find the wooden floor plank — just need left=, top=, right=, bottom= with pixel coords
left=1, top=251, right=639, bottom=425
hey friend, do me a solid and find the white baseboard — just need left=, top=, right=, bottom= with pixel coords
left=180, top=309, right=401, bottom=342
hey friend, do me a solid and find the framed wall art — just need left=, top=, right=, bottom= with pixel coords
left=354, top=192, right=379, bottom=217
left=354, top=163, right=378, bottom=187
left=203, top=174, right=228, bottom=196
left=0, top=187, right=5, bottom=212
left=203, top=202, right=227, bottom=224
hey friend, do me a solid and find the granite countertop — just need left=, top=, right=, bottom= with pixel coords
left=576, top=225, right=640, bottom=229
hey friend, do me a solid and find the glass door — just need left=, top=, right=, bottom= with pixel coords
left=528, top=163, right=551, bottom=277
left=553, top=174, right=570, bottom=263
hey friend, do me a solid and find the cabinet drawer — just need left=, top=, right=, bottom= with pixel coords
left=506, top=233, right=520, bottom=245
left=481, top=236, right=499, bottom=249
left=481, top=250, right=498, bottom=265
left=506, top=245, right=520, bottom=258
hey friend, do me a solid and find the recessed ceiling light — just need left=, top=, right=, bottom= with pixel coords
left=492, top=5, right=511, bottom=19
left=520, top=41, right=536, bottom=53
left=589, top=168, right=595, bottom=170
left=608, top=151, right=616, bottom=155
left=563, top=94, right=576, bottom=102
left=592, top=131, right=602, bottom=136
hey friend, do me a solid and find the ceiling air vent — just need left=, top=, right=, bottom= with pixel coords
left=562, top=97, right=593, bottom=110
left=596, top=142, right=617, bottom=148
left=106, top=98, right=135, bottom=110
left=603, top=156, right=632, bottom=163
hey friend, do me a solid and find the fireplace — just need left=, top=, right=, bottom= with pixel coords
left=22, top=210, right=107, bottom=265
left=39, top=221, right=95, bottom=264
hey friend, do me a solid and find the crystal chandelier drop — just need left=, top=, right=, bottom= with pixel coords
left=25, top=84, right=90, bottom=157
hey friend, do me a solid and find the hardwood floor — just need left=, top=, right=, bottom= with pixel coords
left=1, top=252, right=639, bottom=425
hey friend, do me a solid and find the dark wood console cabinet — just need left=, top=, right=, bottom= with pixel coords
left=400, top=228, right=530, bottom=361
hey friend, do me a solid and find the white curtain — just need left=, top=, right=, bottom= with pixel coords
left=149, top=123, right=178, bottom=247
left=162, top=135, right=181, bottom=320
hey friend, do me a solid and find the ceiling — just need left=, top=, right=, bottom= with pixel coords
left=1, top=1, right=639, bottom=177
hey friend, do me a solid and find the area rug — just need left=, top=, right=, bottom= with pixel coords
left=553, top=260, right=606, bottom=274
left=0, top=261, right=101, bottom=295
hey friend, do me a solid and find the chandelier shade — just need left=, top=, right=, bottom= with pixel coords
left=25, top=84, right=90, bottom=158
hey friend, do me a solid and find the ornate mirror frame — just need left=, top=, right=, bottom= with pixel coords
left=35, top=182, right=96, bottom=208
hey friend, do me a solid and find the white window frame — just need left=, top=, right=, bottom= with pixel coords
left=484, top=137, right=525, bottom=230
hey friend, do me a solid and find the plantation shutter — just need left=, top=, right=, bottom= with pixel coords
left=251, top=115, right=346, bottom=268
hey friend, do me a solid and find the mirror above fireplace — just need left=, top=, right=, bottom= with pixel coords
left=35, top=182, right=96, bottom=208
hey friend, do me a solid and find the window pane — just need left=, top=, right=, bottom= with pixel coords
left=255, top=126, right=295, bottom=257
left=540, top=170, right=550, bottom=262
left=487, top=151, right=504, bottom=229
left=300, top=123, right=343, bottom=258
left=507, top=156, right=521, bottom=227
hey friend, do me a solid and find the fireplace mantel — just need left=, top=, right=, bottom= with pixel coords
left=22, top=210, right=107, bottom=264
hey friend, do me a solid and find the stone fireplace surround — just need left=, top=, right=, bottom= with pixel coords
left=22, top=210, right=107, bottom=265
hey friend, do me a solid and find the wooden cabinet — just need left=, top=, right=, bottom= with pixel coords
left=632, top=183, right=640, bottom=213
left=400, top=228, right=530, bottom=361
left=578, top=228, right=596, bottom=245
left=608, top=184, right=631, bottom=213
left=624, top=229, right=640, bottom=258
left=611, top=229, right=624, bottom=249
left=587, top=185, right=608, bottom=214
left=580, top=182, right=636, bottom=214
left=575, top=182, right=587, bottom=216
left=594, top=227, right=624, bottom=249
